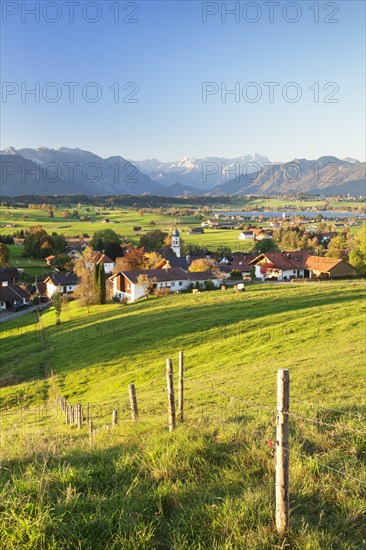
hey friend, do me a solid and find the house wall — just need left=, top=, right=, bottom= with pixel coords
left=329, top=262, right=355, bottom=278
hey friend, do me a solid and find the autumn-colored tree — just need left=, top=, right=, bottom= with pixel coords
left=137, top=274, right=157, bottom=298
left=114, top=247, right=147, bottom=272
left=325, top=235, right=349, bottom=260
left=74, top=247, right=98, bottom=312
left=188, top=258, right=218, bottom=273
left=145, top=251, right=163, bottom=268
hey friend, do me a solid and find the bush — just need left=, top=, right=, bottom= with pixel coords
left=205, top=280, right=216, bottom=291
left=32, top=295, right=40, bottom=305
left=230, top=269, right=243, bottom=279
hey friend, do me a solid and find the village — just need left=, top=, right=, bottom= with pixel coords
left=0, top=216, right=360, bottom=314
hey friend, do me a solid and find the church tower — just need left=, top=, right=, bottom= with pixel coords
left=171, top=228, right=181, bottom=257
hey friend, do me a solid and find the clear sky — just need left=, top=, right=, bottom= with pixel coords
left=1, top=0, right=365, bottom=162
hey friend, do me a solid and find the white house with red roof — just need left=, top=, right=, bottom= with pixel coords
left=86, top=251, right=115, bottom=274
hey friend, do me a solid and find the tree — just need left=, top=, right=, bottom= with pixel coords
left=349, top=222, right=366, bottom=274
left=98, top=263, right=106, bottom=304
left=93, top=263, right=100, bottom=296
left=137, top=274, right=157, bottom=298
left=53, top=254, right=74, bottom=271
left=48, top=210, right=54, bottom=218
left=188, top=258, right=218, bottom=272
left=114, top=247, right=147, bottom=271
left=105, top=241, right=123, bottom=261
left=145, top=251, right=163, bottom=268
left=139, top=230, right=167, bottom=251
left=325, top=235, right=349, bottom=259
left=74, top=247, right=98, bottom=312
left=53, top=291, right=62, bottom=326
left=0, top=243, right=10, bottom=266
left=254, top=238, right=277, bottom=253
left=91, top=229, right=120, bottom=251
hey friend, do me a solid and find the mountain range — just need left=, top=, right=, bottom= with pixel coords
left=0, top=147, right=364, bottom=197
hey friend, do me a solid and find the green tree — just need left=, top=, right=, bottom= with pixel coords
left=254, top=238, right=277, bottom=253
left=91, top=229, right=120, bottom=251
left=53, top=291, right=62, bottom=326
left=0, top=243, right=10, bottom=266
left=349, top=222, right=366, bottom=274
left=99, top=264, right=106, bottom=304
left=94, top=263, right=100, bottom=298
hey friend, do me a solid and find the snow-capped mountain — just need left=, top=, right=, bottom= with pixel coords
left=132, top=154, right=271, bottom=190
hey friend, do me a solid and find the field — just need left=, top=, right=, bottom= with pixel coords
left=1, top=282, right=365, bottom=549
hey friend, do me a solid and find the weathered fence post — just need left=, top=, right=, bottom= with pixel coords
left=112, top=409, right=118, bottom=425
left=65, top=403, right=69, bottom=425
left=88, top=419, right=93, bottom=443
left=276, top=369, right=290, bottom=534
left=86, top=403, right=90, bottom=423
left=69, top=404, right=74, bottom=424
left=166, top=358, right=176, bottom=432
left=77, top=404, right=83, bottom=429
left=128, top=384, right=139, bottom=421
left=178, top=351, right=184, bottom=422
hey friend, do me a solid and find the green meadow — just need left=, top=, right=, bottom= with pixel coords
left=1, top=282, right=365, bottom=549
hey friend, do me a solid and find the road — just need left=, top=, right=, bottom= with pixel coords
left=0, top=303, right=51, bottom=323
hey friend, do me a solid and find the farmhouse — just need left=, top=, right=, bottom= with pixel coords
left=250, top=251, right=355, bottom=280
left=110, top=267, right=220, bottom=303
left=0, top=266, right=28, bottom=310
left=44, top=272, right=80, bottom=298
left=238, top=231, right=255, bottom=241
left=86, top=251, right=115, bottom=274
left=0, top=284, right=29, bottom=310
left=0, top=267, right=20, bottom=285
left=220, top=254, right=256, bottom=276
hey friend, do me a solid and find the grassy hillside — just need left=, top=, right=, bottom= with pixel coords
left=1, top=282, right=365, bottom=549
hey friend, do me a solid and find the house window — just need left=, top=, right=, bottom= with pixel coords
left=179, top=282, right=183, bottom=286
left=171, top=282, right=175, bottom=287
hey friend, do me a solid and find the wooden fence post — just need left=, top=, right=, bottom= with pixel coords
left=128, top=384, right=139, bottom=421
left=69, top=404, right=74, bottom=424
left=276, top=369, right=290, bottom=534
left=112, top=409, right=118, bottom=425
left=88, top=419, right=93, bottom=443
left=77, top=404, right=83, bottom=429
left=166, top=358, right=176, bottom=432
left=178, top=351, right=184, bottom=422
left=65, top=403, right=69, bottom=425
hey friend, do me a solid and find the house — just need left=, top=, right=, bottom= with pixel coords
left=45, top=255, right=56, bottom=266
left=220, top=254, right=256, bottom=276
left=0, top=267, right=20, bottom=285
left=304, top=256, right=355, bottom=278
left=188, top=227, right=204, bottom=234
left=44, top=272, right=80, bottom=298
left=86, top=251, right=115, bottom=274
left=0, top=284, right=29, bottom=310
left=33, top=281, right=48, bottom=302
left=0, top=264, right=28, bottom=311
left=249, top=251, right=355, bottom=280
left=249, top=251, right=311, bottom=280
left=239, top=231, right=256, bottom=241
left=110, top=267, right=220, bottom=303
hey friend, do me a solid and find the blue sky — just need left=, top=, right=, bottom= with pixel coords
left=1, top=0, right=365, bottom=161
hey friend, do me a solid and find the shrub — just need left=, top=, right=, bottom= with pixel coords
left=230, top=269, right=243, bottom=279
left=205, top=280, right=216, bottom=291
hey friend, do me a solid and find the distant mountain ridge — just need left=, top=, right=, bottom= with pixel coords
left=210, top=156, right=365, bottom=196
left=134, top=154, right=271, bottom=190
left=0, top=147, right=364, bottom=197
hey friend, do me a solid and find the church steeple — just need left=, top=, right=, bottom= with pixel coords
left=171, top=228, right=181, bottom=257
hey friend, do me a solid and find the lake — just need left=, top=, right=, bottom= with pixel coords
left=213, top=210, right=365, bottom=219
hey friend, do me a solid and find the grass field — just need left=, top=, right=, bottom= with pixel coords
left=1, top=282, right=365, bottom=549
